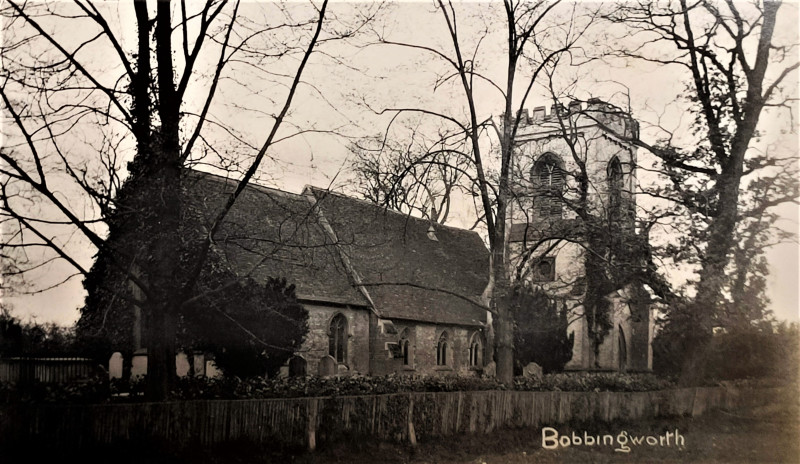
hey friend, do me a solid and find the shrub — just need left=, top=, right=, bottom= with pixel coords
left=1, top=371, right=677, bottom=403
left=515, top=372, right=674, bottom=392
left=0, top=378, right=109, bottom=404
left=654, top=321, right=800, bottom=384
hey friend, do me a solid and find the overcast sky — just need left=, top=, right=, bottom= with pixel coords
left=3, top=1, right=798, bottom=326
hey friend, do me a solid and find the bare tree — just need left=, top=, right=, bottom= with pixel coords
left=603, top=0, right=799, bottom=384
left=355, top=0, right=596, bottom=383
left=0, top=0, right=371, bottom=399
left=349, top=129, right=474, bottom=224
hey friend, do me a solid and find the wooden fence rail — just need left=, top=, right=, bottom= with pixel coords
left=0, top=357, right=100, bottom=384
left=0, top=386, right=787, bottom=450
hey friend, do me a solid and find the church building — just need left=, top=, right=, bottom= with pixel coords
left=125, top=171, right=490, bottom=378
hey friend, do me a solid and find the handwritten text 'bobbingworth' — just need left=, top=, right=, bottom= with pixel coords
left=541, top=427, right=686, bottom=453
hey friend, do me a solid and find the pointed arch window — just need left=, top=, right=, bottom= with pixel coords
left=436, top=331, right=449, bottom=366
left=618, top=324, right=627, bottom=372
left=532, top=153, right=565, bottom=220
left=329, top=314, right=348, bottom=364
left=469, top=332, right=483, bottom=367
left=399, top=328, right=412, bottom=366
left=607, top=157, right=624, bottom=220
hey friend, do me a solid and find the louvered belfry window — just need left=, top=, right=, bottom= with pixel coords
left=608, top=157, right=624, bottom=222
left=532, top=153, right=564, bottom=221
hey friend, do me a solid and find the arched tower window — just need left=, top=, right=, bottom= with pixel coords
left=436, top=331, right=449, bottom=366
left=329, top=314, right=348, bottom=364
left=618, top=324, right=627, bottom=372
left=607, top=157, right=624, bottom=220
left=469, top=332, right=483, bottom=367
left=532, top=153, right=565, bottom=220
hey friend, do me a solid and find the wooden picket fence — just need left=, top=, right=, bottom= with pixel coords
left=0, top=357, right=100, bottom=384
left=0, top=386, right=788, bottom=450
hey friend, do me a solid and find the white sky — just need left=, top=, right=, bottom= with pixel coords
left=3, top=1, right=799, bottom=326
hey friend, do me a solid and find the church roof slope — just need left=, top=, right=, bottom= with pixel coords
left=305, top=187, right=489, bottom=327
left=183, top=171, right=489, bottom=327
left=183, top=171, right=367, bottom=306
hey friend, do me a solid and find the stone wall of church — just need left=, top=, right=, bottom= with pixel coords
left=507, top=102, right=651, bottom=373
left=294, top=303, right=371, bottom=376
left=368, top=315, right=486, bottom=376
left=564, top=287, right=653, bottom=372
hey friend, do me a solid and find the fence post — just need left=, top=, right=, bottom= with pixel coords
left=691, top=388, right=701, bottom=417
left=307, top=398, right=318, bottom=451
left=408, top=394, right=417, bottom=446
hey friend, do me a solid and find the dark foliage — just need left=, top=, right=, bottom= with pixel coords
left=0, top=308, right=80, bottom=357
left=654, top=317, right=799, bottom=384
left=78, top=241, right=308, bottom=380
left=507, top=284, right=573, bottom=374
left=0, top=378, right=109, bottom=404
left=179, top=270, right=308, bottom=379
left=0, top=371, right=677, bottom=403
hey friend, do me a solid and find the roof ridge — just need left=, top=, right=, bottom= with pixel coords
left=304, top=185, right=481, bottom=236
left=185, top=169, right=306, bottom=201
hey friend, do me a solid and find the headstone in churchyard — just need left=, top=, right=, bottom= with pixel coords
left=484, top=361, right=496, bottom=377
left=318, top=355, right=336, bottom=377
left=193, top=352, right=206, bottom=377
left=522, top=362, right=543, bottom=379
left=108, top=352, right=123, bottom=379
left=131, top=350, right=147, bottom=379
left=176, top=352, right=190, bottom=377
left=289, top=355, right=307, bottom=377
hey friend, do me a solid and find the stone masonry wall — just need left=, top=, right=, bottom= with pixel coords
left=296, top=303, right=370, bottom=376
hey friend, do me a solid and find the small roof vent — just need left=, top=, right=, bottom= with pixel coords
left=427, top=224, right=439, bottom=241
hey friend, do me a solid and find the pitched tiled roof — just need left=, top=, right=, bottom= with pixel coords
left=183, top=172, right=367, bottom=306
left=306, top=187, right=489, bottom=326
left=184, top=171, right=489, bottom=327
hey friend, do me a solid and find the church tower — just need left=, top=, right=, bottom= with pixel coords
left=506, top=98, right=654, bottom=372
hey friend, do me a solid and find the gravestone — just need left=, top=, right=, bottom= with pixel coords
left=131, top=350, right=147, bottom=379
left=318, top=355, right=336, bottom=377
left=484, top=361, right=496, bottom=377
left=522, top=362, right=543, bottom=379
left=108, top=352, right=123, bottom=379
left=289, top=356, right=307, bottom=377
left=175, top=352, right=190, bottom=377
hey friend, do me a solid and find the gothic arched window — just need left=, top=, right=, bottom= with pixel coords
left=469, top=332, right=483, bottom=367
left=532, top=153, right=565, bottom=220
left=607, top=157, right=624, bottom=220
left=329, top=314, right=348, bottom=364
left=436, top=331, right=449, bottom=366
left=618, top=324, right=627, bottom=372
left=399, top=328, right=412, bottom=366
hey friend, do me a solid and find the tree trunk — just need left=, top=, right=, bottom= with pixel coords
left=145, top=306, right=177, bottom=400
left=142, top=0, right=183, bottom=401
left=494, top=293, right=514, bottom=383
left=678, top=146, right=747, bottom=386
left=491, top=243, right=514, bottom=384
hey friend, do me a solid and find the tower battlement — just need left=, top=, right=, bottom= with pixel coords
left=513, top=98, right=639, bottom=141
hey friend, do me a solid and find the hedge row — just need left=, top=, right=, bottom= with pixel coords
left=1, top=371, right=679, bottom=403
